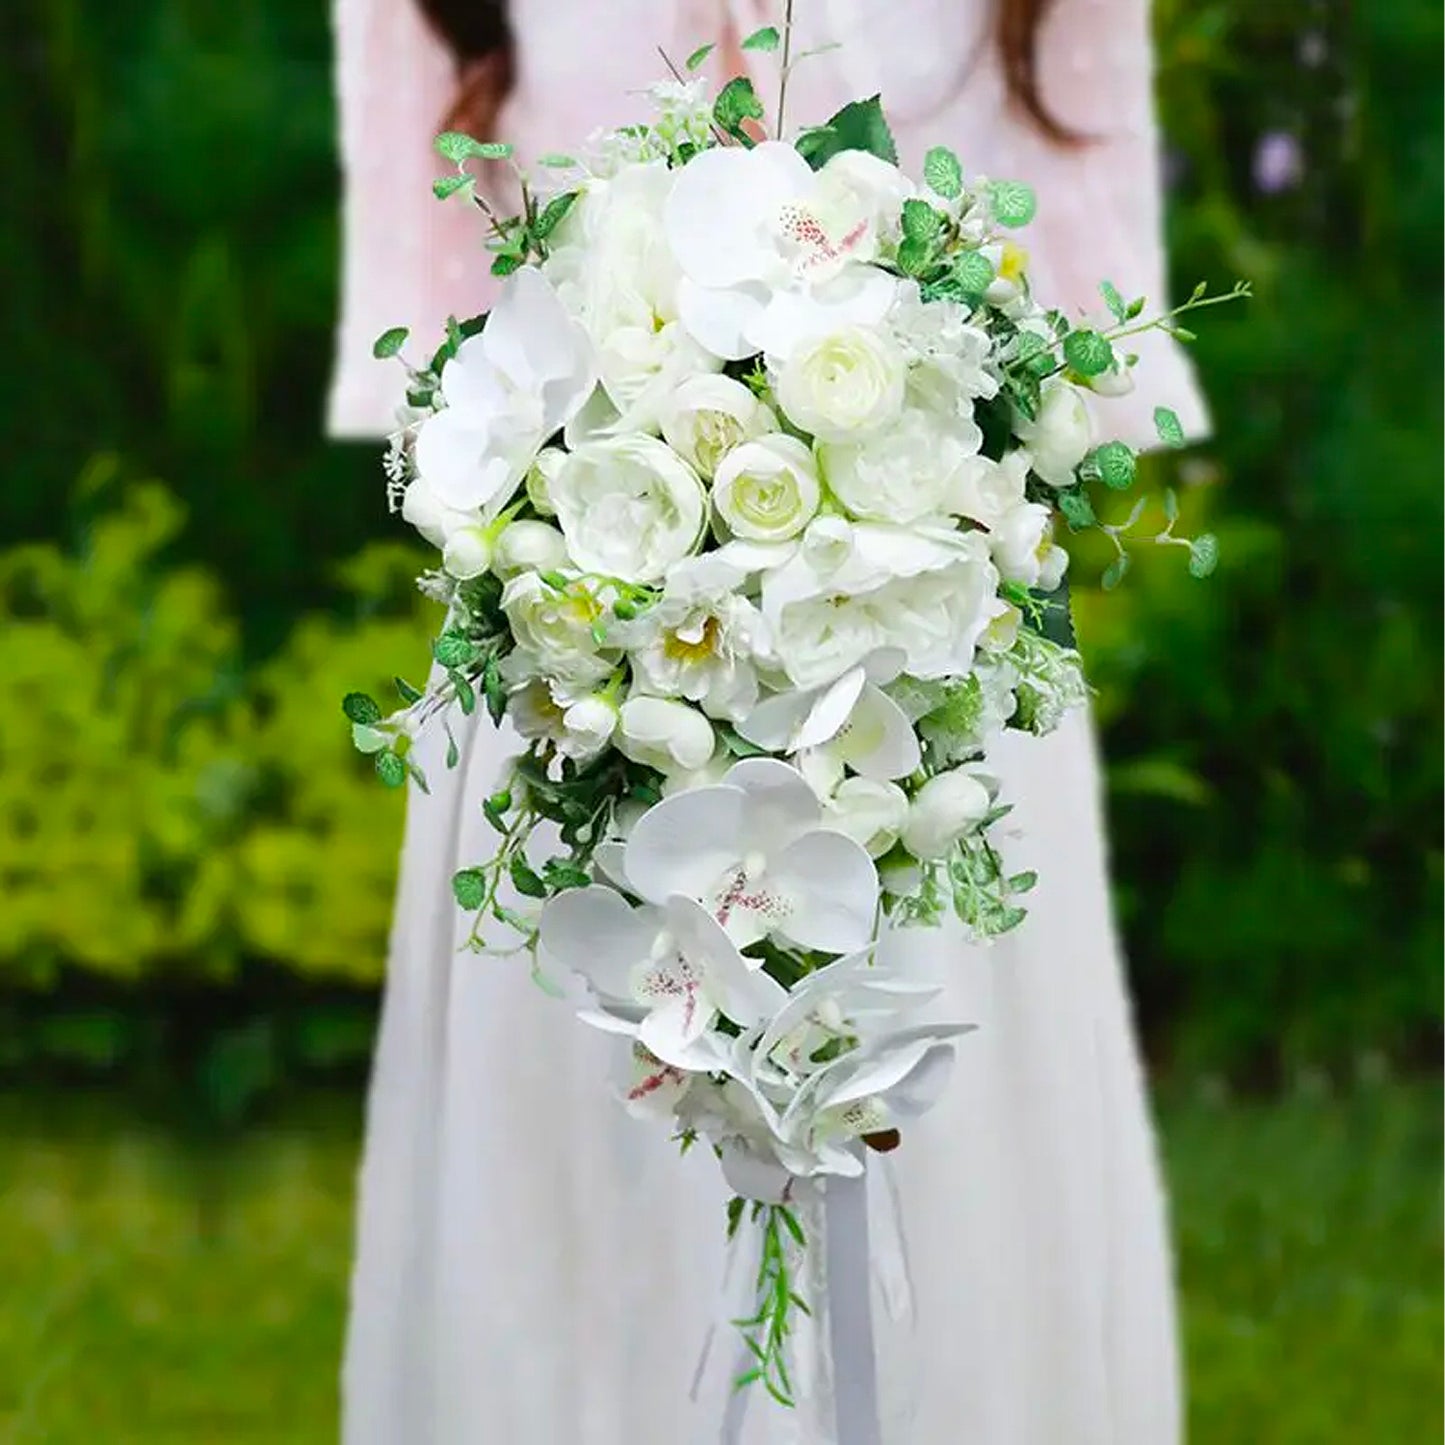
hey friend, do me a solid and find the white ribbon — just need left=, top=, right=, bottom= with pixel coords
left=824, top=1171, right=883, bottom=1445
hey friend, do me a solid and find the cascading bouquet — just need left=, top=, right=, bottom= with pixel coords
left=346, top=18, right=1238, bottom=1411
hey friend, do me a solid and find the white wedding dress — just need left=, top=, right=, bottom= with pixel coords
left=330, top=2, right=1207, bottom=1441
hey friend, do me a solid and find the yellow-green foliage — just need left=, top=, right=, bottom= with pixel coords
left=0, top=468, right=436, bottom=988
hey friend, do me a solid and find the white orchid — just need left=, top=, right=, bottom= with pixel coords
left=538, top=887, right=786, bottom=1070
left=663, top=142, right=903, bottom=362
left=414, top=267, right=596, bottom=513
left=621, top=757, right=879, bottom=953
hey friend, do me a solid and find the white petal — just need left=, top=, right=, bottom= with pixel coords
left=677, top=278, right=767, bottom=361
left=623, top=784, right=748, bottom=905
left=719, top=1141, right=797, bottom=1204
left=638, top=995, right=715, bottom=1071
left=793, top=667, right=868, bottom=751
left=666, top=895, right=787, bottom=1029
left=768, top=830, right=879, bottom=953
left=837, top=684, right=922, bottom=781
left=414, top=408, right=516, bottom=512
left=537, top=886, right=656, bottom=999
left=736, top=689, right=814, bottom=753
left=592, top=841, right=630, bottom=892
left=726, top=757, right=824, bottom=851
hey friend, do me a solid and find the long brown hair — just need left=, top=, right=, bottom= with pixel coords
left=418, top=0, right=1077, bottom=145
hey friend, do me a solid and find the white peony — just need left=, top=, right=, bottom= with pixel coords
left=774, top=326, right=907, bottom=442
left=550, top=436, right=707, bottom=584
left=413, top=268, right=595, bottom=513
left=712, top=435, right=821, bottom=543
left=950, top=449, right=1030, bottom=528
left=821, top=406, right=982, bottom=525
left=492, top=520, right=570, bottom=578
left=901, top=767, right=993, bottom=859
left=501, top=572, right=616, bottom=689
left=825, top=777, right=910, bottom=858
left=616, top=695, right=716, bottom=775
left=1015, top=379, right=1094, bottom=488
left=659, top=374, right=777, bottom=480
left=888, top=281, right=1000, bottom=418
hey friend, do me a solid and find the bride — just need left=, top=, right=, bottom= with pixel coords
left=329, top=2, right=1207, bottom=1441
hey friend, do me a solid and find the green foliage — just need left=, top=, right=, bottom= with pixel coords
left=795, top=96, right=898, bottom=169
left=923, top=145, right=963, bottom=199
left=713, top=77, right=765, bottom=140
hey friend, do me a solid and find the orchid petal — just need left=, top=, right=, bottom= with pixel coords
left=677, top=277, right=767, bottom=362
left=726, top=757, right=825, bottom=851
left=537, top=886, right=655, bottom=1000
left=768, top=830, right=879, bottom=953
left=623, top=784, right=748, bottom=905
left=793, top=667, right=868, bottom=751
left=414, top=408, right=516, bottom=512
left=836, top=684, right=922, bottom=781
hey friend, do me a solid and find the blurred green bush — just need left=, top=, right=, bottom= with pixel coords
left=0, top=0, right=1438, bottom=1088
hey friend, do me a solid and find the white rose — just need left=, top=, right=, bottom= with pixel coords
left=951, top=450, right=1030, bottom=528
left=551, top=436, right=707, bottom=584
left=774, top=327, right=907, bottom=442
left=826, top=777, right=910, bottom=858
left=617, top=696, right=716, bottom=775
left=990, top=502, right=1054, bottom=588
left=493, top=520, right=570, bottom=578
left=501, top=572, right=616, bottom=688
left=525, top=446, right=566, bottom=516
left=1015, top=380, right=1093, bottom=488
left=902, top=768, right=993, bottom=859
left=659, top=374, right=777, bottom=479
left=713, top=435, right=821, bottom=543
left=821, top=407, right=981, bottom=525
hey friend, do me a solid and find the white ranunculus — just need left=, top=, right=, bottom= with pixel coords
left=550, top=436, right=707, bottom=584
left=950, top=450, right=1030, bottom=528
left=659, top=374, right=778, bottom=479
left=501, top=572, right=616, bottom=689
left=821, top=406, right=981, bottom=525
left=1015, top=380, right=1094, bottom=488
left=712, top=435, right=821, bottom=543
left=413, top=268, right=596, bottom=513
left=901, top=767, right=993, bottom=859
left=664, top=141, right=901, bottom=362
left=774, top=327, right=907, bottom=442
left=616, top=695, right=716, bottom=775
left=546, top=162, right=720, bottom=433
left=493, top=520, right=570, bottom=578
left=826, top=777, right=910, bottom=858
left=990, top=502, right=1055, bottom=588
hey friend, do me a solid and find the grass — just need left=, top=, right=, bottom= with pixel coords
left=0, top=1081, right=1437, bottom=1443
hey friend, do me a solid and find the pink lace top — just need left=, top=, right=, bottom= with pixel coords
left=328, top=0, right=1208, bottom=447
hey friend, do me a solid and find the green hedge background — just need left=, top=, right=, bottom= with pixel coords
left=0, top=0, right=1439, bottom=1107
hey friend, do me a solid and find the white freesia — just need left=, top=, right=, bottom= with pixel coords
left=712, top=435, right=821, bottom=543
left=551, top=436, right=707, bottom=584
left=1015, top=379, right=1094, bottom=487
left=501, top=572, right=616, bottom=689
left=414, top=267, right=595, bottom=511
left=774, top=326, right=907, bottom=442
left=951, top=449, right=1030, bottom=528
left=902, top=767, right=993, bottom=859
left=623, top=758, right=879, bottom=953
left=821, top=406, right=981, bottom=524
left=616, top=695, right=716, bottom=775
left=825, top=777, right=910, bottom=858
left=659, top=374, right=777, bottom=479
left=492, top=520, right=570, bottom=578
left=663, top=141, right=902, bottom=361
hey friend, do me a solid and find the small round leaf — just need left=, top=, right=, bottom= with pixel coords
left=988, top=179, right=1037, bottom=228
left=1094, top=440, right=1137, bottom=491
left=375, top=752, right=408, bottom=788
left=343, top=691, right=383, bottom=725
left=1062, top=329, right=1114, bottom=378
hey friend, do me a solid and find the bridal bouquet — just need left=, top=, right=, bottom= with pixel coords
left=347, top=23, right=1234, bottom=1407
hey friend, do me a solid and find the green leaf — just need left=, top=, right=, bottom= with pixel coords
left=483, top=656, right=507, bottom=725
left=395, top=675, right=423, bottom=704
left=1125, top=295, right=1146, bottom=319
left=450, top=669, right=476, bottom=716
left=435, top=132, right=513, bottom=162
left=1062, top=329, right=1114, bottom=377
left=896, top=236, right=933, bottom=277
left=1154, top=406, right=1186, bottom=448
left=741, top=25, right=780, bottom=51
left=900, top=198, right=944, bottom=243
left=987, top=179, right=1037, bottom=228
left=1100, top=279, right=1127, bottom=324
left=542, top=859, right=592, bottom=892
left=1007, top=870, right=1039, bottom=893
left=351, top=723, right=390, bottom=755
left=434, top=631, right=478, bottom=668
left=537, top=152, right=578, bottom=168
left=952, top=250, right=995, bottom=297
left=490, top=252, right=524, bottom=278
left=534, top=191, right=578, bottom=240
left=375, top=752, right=408, bottom=788
left=342, top=691, right=383, bottom=725
left=371, top=327, right=408, bottom=361
left=509, top=855, right=548, bottom=899
left=1162, top=487, right=1180, bottom=523
left=1101, top=553, right=1131, bottom=591
left=1057, top=490, right=1096, bottom=531
left=685, top=42, right=715, bottom=70
left=1093, top=440, right=1137, bottom=491
left=714, top=76, right=765, bottom=136
left=797, top=96, right=898, bottom=169
left=452, top=868, right=487, bottom=911
left=432, top=174, right=472, bottom=201
left=445, top=726, right=460, bottom=770
left=1188, top=533, right=1220, bottom=578
left=923, top=145, right=963, bottom=199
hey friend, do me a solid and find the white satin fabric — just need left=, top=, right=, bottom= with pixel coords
left=332, top=3, right=1198, bottom=1441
